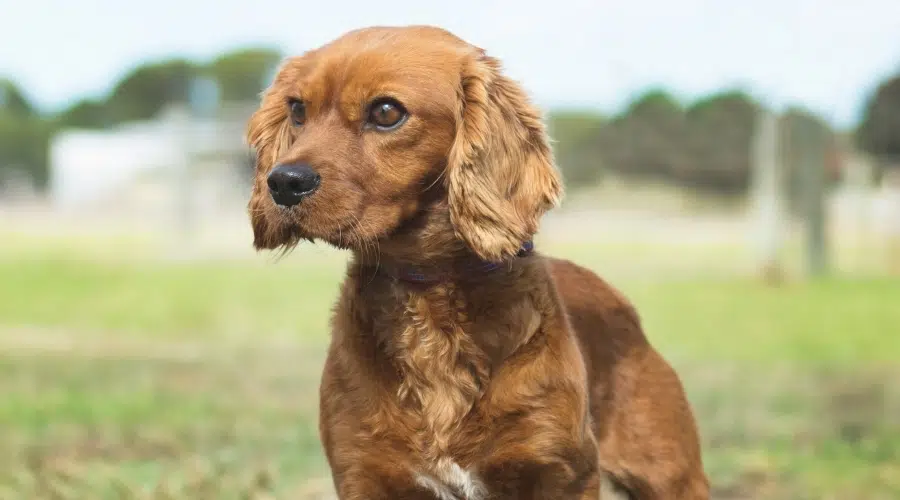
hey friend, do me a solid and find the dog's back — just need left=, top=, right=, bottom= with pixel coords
left=549, top=258, right=710, bottom=499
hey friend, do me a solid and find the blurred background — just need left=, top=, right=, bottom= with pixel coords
left=2, top=1, right=899, bottom=498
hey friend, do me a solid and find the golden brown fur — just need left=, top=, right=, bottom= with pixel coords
left=246, top=25, right=709, bottom=499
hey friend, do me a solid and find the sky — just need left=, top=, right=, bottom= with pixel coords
left=2, top=0, right=899, bottom=128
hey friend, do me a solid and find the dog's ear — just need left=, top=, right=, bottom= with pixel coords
left=246, top=85, right=292, bottom=250
left=446, top=52, right=563, bottom=262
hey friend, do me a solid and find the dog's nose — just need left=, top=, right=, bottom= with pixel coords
left=267, top=163, right=321, bottom=207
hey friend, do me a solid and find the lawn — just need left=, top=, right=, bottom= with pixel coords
left=1, top=236, right=899, bottom=499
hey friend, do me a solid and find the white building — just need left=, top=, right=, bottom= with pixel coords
left=49, top=104, right=255, bottom=218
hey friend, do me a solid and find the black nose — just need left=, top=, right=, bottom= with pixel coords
left=267, top=163, right=321, bottom=207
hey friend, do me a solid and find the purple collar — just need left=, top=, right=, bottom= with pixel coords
left=385, top=240, right=535, bottom=285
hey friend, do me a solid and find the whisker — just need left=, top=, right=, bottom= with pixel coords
left=351, top=214, right=381, bottom=286
left=422, top=164, right=449, bottom=193
left=348, top=213, right=364, bottom=257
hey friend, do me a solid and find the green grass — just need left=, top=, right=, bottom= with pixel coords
left=627, top=277, right=900, bottom=365
left=0, top=251, right=347, bottom=342
left=1, top=237, right=899, bottom=498
left=0, top=346, right=329, bottom=499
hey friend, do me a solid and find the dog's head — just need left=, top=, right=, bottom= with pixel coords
left=247, top=25, right=562, bottom=262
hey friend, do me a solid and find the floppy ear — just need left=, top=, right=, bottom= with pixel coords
left=447, top=52, right=563, bottom=262
left=246, top=84, right=293, bottom=250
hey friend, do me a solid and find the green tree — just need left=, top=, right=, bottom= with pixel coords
left=857, top=73, right=900, bottom=172
left=104, top=58, right=198, bottom=123
left=0, top=79, right=35, bottom=117
left=546, top=109, right=606, bottom=187
left=0, top=113, right=54, bottom=189
left=605, top=89, right=688, bottom=181
left=207, top=47, right=283, bottom=103
left=56, top=98, right=109, bottom=130
left=684, top=90, right=760, bottom=193
left=0, top=80, right=53, bottom=189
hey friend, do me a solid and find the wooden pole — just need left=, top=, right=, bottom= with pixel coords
left=178, top=77, right=220, bottom=240
left=797, top=122, right=829, bottom=277
left=750, top=108, right=785, bottom=283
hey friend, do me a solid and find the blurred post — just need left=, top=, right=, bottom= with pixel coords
left=750, top=108, right=785, bottom=283
left=239, top=62, right=279, bottom=189
left=189, top=76, right=221, bottom=120
left=174, top=77, right=220, bottom=242
left=844, top=156, right=874, bottom=273
left=797, top=121, right=830, bottom=277
left=883, top=169, right=900, bottom=274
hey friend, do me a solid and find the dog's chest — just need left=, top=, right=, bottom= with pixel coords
left=389, top=289, right=497, bottom=499
left=388, top=287, right=489, bottom=457
left=370, top=285, right=544, bottom=498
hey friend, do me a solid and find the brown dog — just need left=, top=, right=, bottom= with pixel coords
left=247, top=25, right=709, bottom=500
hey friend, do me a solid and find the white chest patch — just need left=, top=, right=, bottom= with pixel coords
left=415, top=458, right=486, bottom=500
left=600, top=474, right=632, bottom=500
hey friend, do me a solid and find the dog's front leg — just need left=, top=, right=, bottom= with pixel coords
left=478, top=439, right=600, bottom=500
left=334, top=461, right=446, bottom=500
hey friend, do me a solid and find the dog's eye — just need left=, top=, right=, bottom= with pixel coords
left=368, top=98, right=407, bottom=130
left=288, top=100, right=306, bottom=126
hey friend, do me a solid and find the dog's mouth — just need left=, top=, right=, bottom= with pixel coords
left=267, top=203, right=380, bottom=252
left=319, top=220, right=370, bottom=250
left=258, top=181, right=424, bottom=255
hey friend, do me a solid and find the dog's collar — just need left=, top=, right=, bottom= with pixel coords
left=383, top=240, right=535, bottom=285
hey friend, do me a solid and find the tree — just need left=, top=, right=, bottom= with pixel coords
left=105, top=59, right=198, bottom=123
left=857, top=73, right=900, bottom=172
left=56, top=98, right=109, bottom=130
left=207, top=47, right=283, bottom=103
left=0, top=80, right=51, bottom=189
left=0, top=79, right=35, bottom=117
left=684, top=90, right=760, bottom=193
left=603, top=89, right=688, bottom=182
left=0, top=113, right=54, bottom=189
left=546, top=109, right=606, bottom=187
left=91, top=49, right=282, bottom=126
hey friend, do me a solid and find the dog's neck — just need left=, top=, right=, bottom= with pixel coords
left=371, top=241, right=534, bottom=285
left=352, top=195, right=536, bottom=284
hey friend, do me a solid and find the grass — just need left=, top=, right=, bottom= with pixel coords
left=1, top=235, right=899, bottom=498
left=0, top=255, right=340, bottom=340
left=0, top=343, right=330, bottom=499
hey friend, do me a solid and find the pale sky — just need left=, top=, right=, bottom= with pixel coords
left=2, top=0, right=899, bottom=128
